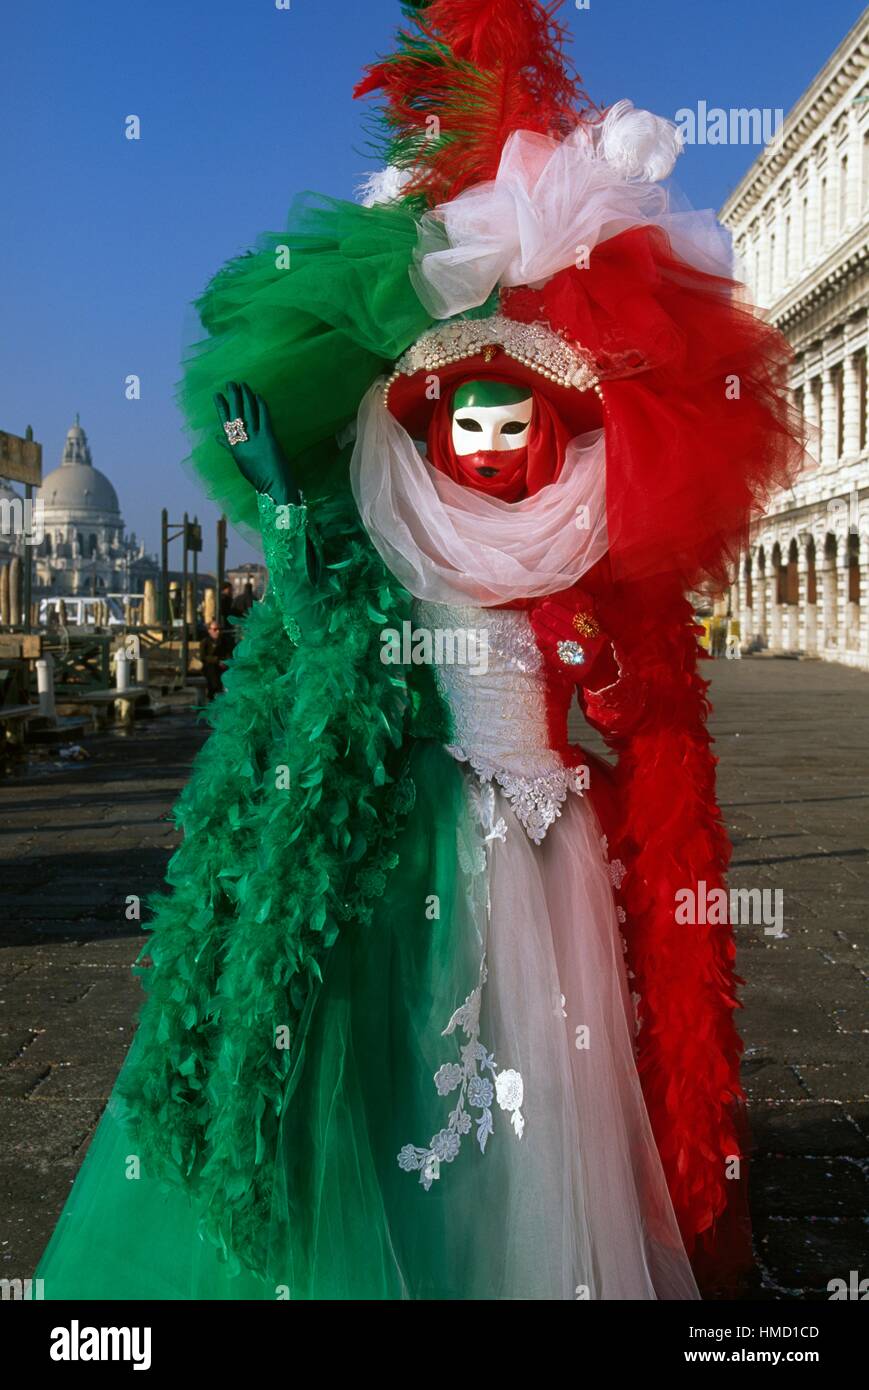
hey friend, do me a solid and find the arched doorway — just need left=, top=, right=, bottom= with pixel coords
left=755, top=546, right=767, bottom=646
left=783, top=539, right=799, bottom=648
left=786, top=540, right=799, bottom=604
left=804, top=536, right=818, bottom=652
left=735, top=552, right=753, bottom=652
left=847, top=532, right=860, bottom=652
left=822, top=533, right=838, bottom=651
left=770, top=542, right=784, bottom=648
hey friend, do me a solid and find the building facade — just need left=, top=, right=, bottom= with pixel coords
left=32, top=416, right=158, bottom=598
left=226, top=562, right=267, bottom=603
left=721, top=11, right=869, bottom=668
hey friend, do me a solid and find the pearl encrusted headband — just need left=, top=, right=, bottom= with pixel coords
left=383, top=313, right=603, bottom=408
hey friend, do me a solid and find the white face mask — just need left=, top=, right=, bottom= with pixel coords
left=451, top=398, right=534, bottom=456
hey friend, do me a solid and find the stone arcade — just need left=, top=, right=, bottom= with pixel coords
left=722, top=12, right=869, bottom=669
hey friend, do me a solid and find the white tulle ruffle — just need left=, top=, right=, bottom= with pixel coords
left=349, top=382, right=608, bottom=607
left=410, top=122, right=733, bottom=320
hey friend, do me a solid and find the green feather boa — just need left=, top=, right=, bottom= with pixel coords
left=118, top=491, right=447, bottom=1273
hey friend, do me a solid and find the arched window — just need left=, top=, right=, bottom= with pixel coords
left=820, top=176, right=828, bottom=243
left=806, top=536, right=817, bottom=605
left=834, top=365, right=845, bottom=460
left=768, top=232, right=776, bottom=296
left=89, top=533, right=98, bottom=557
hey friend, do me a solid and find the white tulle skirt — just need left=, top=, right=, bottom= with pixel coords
left=457, top=773, right=699, bottom=1300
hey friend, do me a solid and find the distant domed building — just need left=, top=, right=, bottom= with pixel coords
left=33, top=416, right=158, bottom=597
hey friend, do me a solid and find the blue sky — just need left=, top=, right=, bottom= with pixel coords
left=1, top=0, right=863, bottom=570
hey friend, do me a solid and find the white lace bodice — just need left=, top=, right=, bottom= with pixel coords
left=414, top=599, right=587, bottom=843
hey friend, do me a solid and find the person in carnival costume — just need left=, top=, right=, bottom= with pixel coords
left=38, top=0, right=805, bottom=1301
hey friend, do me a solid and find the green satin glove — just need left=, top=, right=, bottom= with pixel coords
left=214, top=381, right=299, bottom=507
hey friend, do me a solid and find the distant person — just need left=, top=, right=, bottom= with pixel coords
left=230, top=580, right=256, bottom=619
left=219, top=581, right=234, bottom=627
left=200, top=618, right=233, bottom=701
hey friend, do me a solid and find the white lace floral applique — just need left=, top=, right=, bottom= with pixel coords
left=609, top=858, right=627, bottom=890
left=397, top=955, right=525, bottom=1189
left=600, top=832, right=628, bottom=890
left=467, top=778, right=508, bottom=845
left=398, top=782, right=523, bottom=1190
left=631, top=992, right=643, bottom=1038
left=449, top=747, right=587, bottom=844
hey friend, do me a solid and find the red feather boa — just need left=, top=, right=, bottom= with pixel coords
left=522, top=568, right=751, bottom=1289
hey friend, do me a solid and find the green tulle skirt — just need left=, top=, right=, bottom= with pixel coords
left=37, top=742, right=486, bottom=1300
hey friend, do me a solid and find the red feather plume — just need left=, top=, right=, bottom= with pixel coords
left=355, top=0, right=595, bottom=206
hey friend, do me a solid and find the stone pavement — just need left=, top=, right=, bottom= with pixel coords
left=0, top=715, right=209, bottom=1283
left=703, top=656, right=868, bottom=1300
left=0, top=661, right=867, bottom=1298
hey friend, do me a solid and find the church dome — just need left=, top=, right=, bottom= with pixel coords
left=37, top=417, right=121, bottom=516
